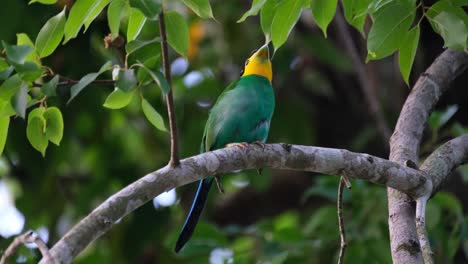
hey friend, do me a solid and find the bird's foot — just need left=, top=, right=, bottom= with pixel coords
left=226, top=142, right=249, bottom=149
left=214, top=175, right=225, bottom=194
left=252, top=141, right=266, bottom=150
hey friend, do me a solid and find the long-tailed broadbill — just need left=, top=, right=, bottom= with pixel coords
left=175, top=45, right=275, bottom=252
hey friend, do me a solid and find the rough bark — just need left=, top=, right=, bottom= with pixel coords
left=388, top=50, right=468, bottom=264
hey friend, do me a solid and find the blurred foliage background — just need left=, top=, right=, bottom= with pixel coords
left=0, top=0, right=468, bottom=263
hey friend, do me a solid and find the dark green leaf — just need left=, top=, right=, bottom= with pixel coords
left=127, top=8, right=147, bottom=41
left=129, top=0, right=161, bottom=20
left=2, top=42, right=33, bottom=64
left=26, top=107, right=48, bottom=156
left=136, top=55, right=160, bottom=83
left=64, top=0, right=111, bottom=43
left=35, top=7, right=66, bottom=58
left=103, top=88, right=135, bottom=109
left=13, top=62, right=44, bottom=82
left=0, top=58, right=14, bottom=80
left=44, top=106, right=64, bottom=145
left=141, top=97, right=166, bottom=131
left=16, top=33, right=40, bottom=65
left=68, top=61, right=112, bottom=103
left=271, top=0, right=305, bottom=51
left=42, top=75, right=59, bottom=96
left=12, top=82, right=28, bottom=119
left=237, top=0, right=268, bottom=23
left=108, top=0, right=128, bottom=39
left=399, top=25, right=420, bottom=86
left=181, top=0, right=214, bottom=19
left=126, top=37, right=160, bottom=54
left=310, top=0, right=338, bottom=38
left=116, top=69, right=137, bottom=92
left=0, top=74, right=22, bottom=101
left=165, top=11, right=189, bottom=57
left=367, top=1, right=415, bottom=60
left=0, top=116, right=9, bottom=155
left=341, top=0, right=371, bottom=35
left=135, top=62, right=169, bottom=95
left=29, top=0, right=57, bottom=4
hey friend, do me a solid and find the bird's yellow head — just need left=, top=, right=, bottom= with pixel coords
left=241, top=46, right=272, bottom=82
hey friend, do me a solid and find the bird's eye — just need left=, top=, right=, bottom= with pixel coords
left=245, top=59, right=250, bottom=66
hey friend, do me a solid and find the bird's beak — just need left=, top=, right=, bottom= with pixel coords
left=256, top=45, right=270, bottom=61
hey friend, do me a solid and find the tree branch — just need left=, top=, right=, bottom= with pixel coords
left=388, top=50, right=468, bottom=264
left=1, top=231, right=52, bottom=264
left=40, top=143, right=442, bottom=264
left=337, top=177, right=347, bottom=264
left=159, top=10, right=180, bottom=168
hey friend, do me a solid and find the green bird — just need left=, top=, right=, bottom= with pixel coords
left=175, top=45, right=275, bottom=252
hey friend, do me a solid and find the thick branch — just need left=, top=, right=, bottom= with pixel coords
left=1, top=231, right=52, bottom=264
left=159, top=10, right=180, bottom=167
left=388, top=50, right=468, bottom=264
left=41, top=143, right=436, bottom=264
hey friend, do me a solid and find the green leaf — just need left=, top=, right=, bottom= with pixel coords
left=103, top=88, right=135, bottom=109
left=0, top=116, right=9, bottom=155
left=108, top=0, right=128, bottom=39
left=237, top=0, right=268, bottom=23
left=2, top=42, right=33, bottom=65
left=398, top=25, right=420, bottom=86
left=126, top=37, right=160, bottom=54
left=12, top=82, right=28, bottom=119
left=27, top=108, right=48, bottom=156
left=430, top=12, right=467, bottom=50
left=310, top=0, right=338, bottom=38
left=271, top=0, right=305, bottom=51
left=141, top=97, right=166, bottom=131
left=135, top=62, right=170, bottom=95
left=16, top=33, right=40, bottom=65
left=35, top=7, right=66, bottom=58
left=0, top=75, right=22, bottom=101
left=136, top=55, right=160, bottom=83
left=29, top=0, right=57, bottom=4
left=0, top=101, right=16, bottom=117
left=116, top=69, right=137, bottom=92
left=42, top=75, right=59, bottom=97
left=127, top=8, right=147, bottom=41
left=0, top=58, right=13, bottom=80
left=165, top=11, right=189, bottom=57
left=181, top=0, right=214, bottom=19
left=428, top=105, right=458, bottom=131
left=367, top=1, right=415, bottom=60
left=341, top=0, right=371, bottom=35
left=64, top=0, right=111, bottom=43
left=43, top=107, right=64, bottom=145
left=14, top=62, right=44, bottom=82
left=68, top=61, right=112, bottom=103
left=129, top=0, right=161, bottom=20
left=260, top=0, right=278, bottom=37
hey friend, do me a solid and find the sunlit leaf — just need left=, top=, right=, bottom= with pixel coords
left=0, top=74, right=22, bottom=101
left=141, top=97, right=167, bottom=131
left=44, top=107, right=64, bottom=145
left=165, top=11, right=189, bottom=57
left=29, top=0, right=57, bottom=4
left=26, top=107, right=48, bottom=156
left=271, top=0, right=305, bottom=51
left=181, top=0, right=214, bottom=19
left=237, top=0, right=268, bottom=23
left=0, top=116, right=9, bottom=155
left=341, top=0, right=371, bottom=35
left=129, top=0, right=161, bottom=20
left=35, top=7, right=66, bottom=58
left=16, top=33, right=40, bottom=65
left=398, top=25, right=420, bottom=86
left=108, top=0, right=128, bottom=39
left=310, top=0, right=337, bottom=38
left=135, top=61, right=169, bottom=95
left=127, top=8, right=147, bottom=41
left=103, top=88, right=135, bottom=109
left=68, top=61, right=112, bottom=103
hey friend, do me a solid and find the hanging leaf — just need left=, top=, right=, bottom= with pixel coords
left=260, top=0, right=278, bottom=38
left=26, top=107, right=48, bottom=156
left=165, top=11, right=189, bottom=57
left=16, top=33, right=40, bottom=65
left=181, top=0, right=214, bottom=19
left=29, top=0, right=57, bottom=4
left=141, top=97, right=167, bottom=131
left=127, top=8, right=147, bottom=41
left=126, top=37, right=160, bottom=54
left=44, top=107, right=64, bottom=145
left=35, top=7, right=66, bottom=58
left=0, top=116, right=9, bottom=155
left=237, top=0, right=268, bottom=23
left=135, top=62, right=170, bottom=95
left=129, top=0, right=161, bottom=20
left=42, top=75, right=59, bottom=97
left=310, top=0, right=338, bottom=38
left=0, top=74, right=22, bottom=101
left=2, top=42, right=33, bottom=65
left=398, top=25, right=420, bottom=86
left=271, top=0, right=305, bottom=51
left=341, top=0, right=371, bottom=35
left=12, top=82, right=28, bottom=119
left=103, top=89, right=135, bottom=109
left=116, top=69, right=137, bottom=92
left=68, top=61, right=112, bottom=103
left=108, top=0, right=128, bottom=39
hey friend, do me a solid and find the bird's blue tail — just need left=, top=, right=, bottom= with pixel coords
left=175, top=177, right=213, bottom=252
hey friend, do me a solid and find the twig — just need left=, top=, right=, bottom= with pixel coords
left=415, top=196, right=433, bottom=264
left=0, top=230, right=53, bottom=264
left=159, top=10, right=180, bottom=168
left=334, top=1, right=391, bottom=144
left=337, top=177, right=347, bottom=264
left=33, top=79, right=115, bottom=88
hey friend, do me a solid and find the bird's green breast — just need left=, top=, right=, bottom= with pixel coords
left=203, top=75, right=275, bottom=151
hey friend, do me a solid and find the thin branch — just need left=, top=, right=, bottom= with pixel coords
left=33, top=79, right=115, bottom=89
left=415, top=196, right=433, bottom=264
left=40, top=143, right=440, bottom=264
left=388, top=50, right=468, bottom=264
left=1, top=230, right=53, bottom=264
left=337, top=177, right=347, bottom=264
left=335, top=2, right=391, bottom=143
left=159, top=10, right=180, bottom=168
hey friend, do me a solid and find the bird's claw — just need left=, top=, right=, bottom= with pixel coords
left=226, top=142, right=249, bottom=149
left=252, top=141, right=266, bottom=150
left=214, top=175, right=225, bottom=194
